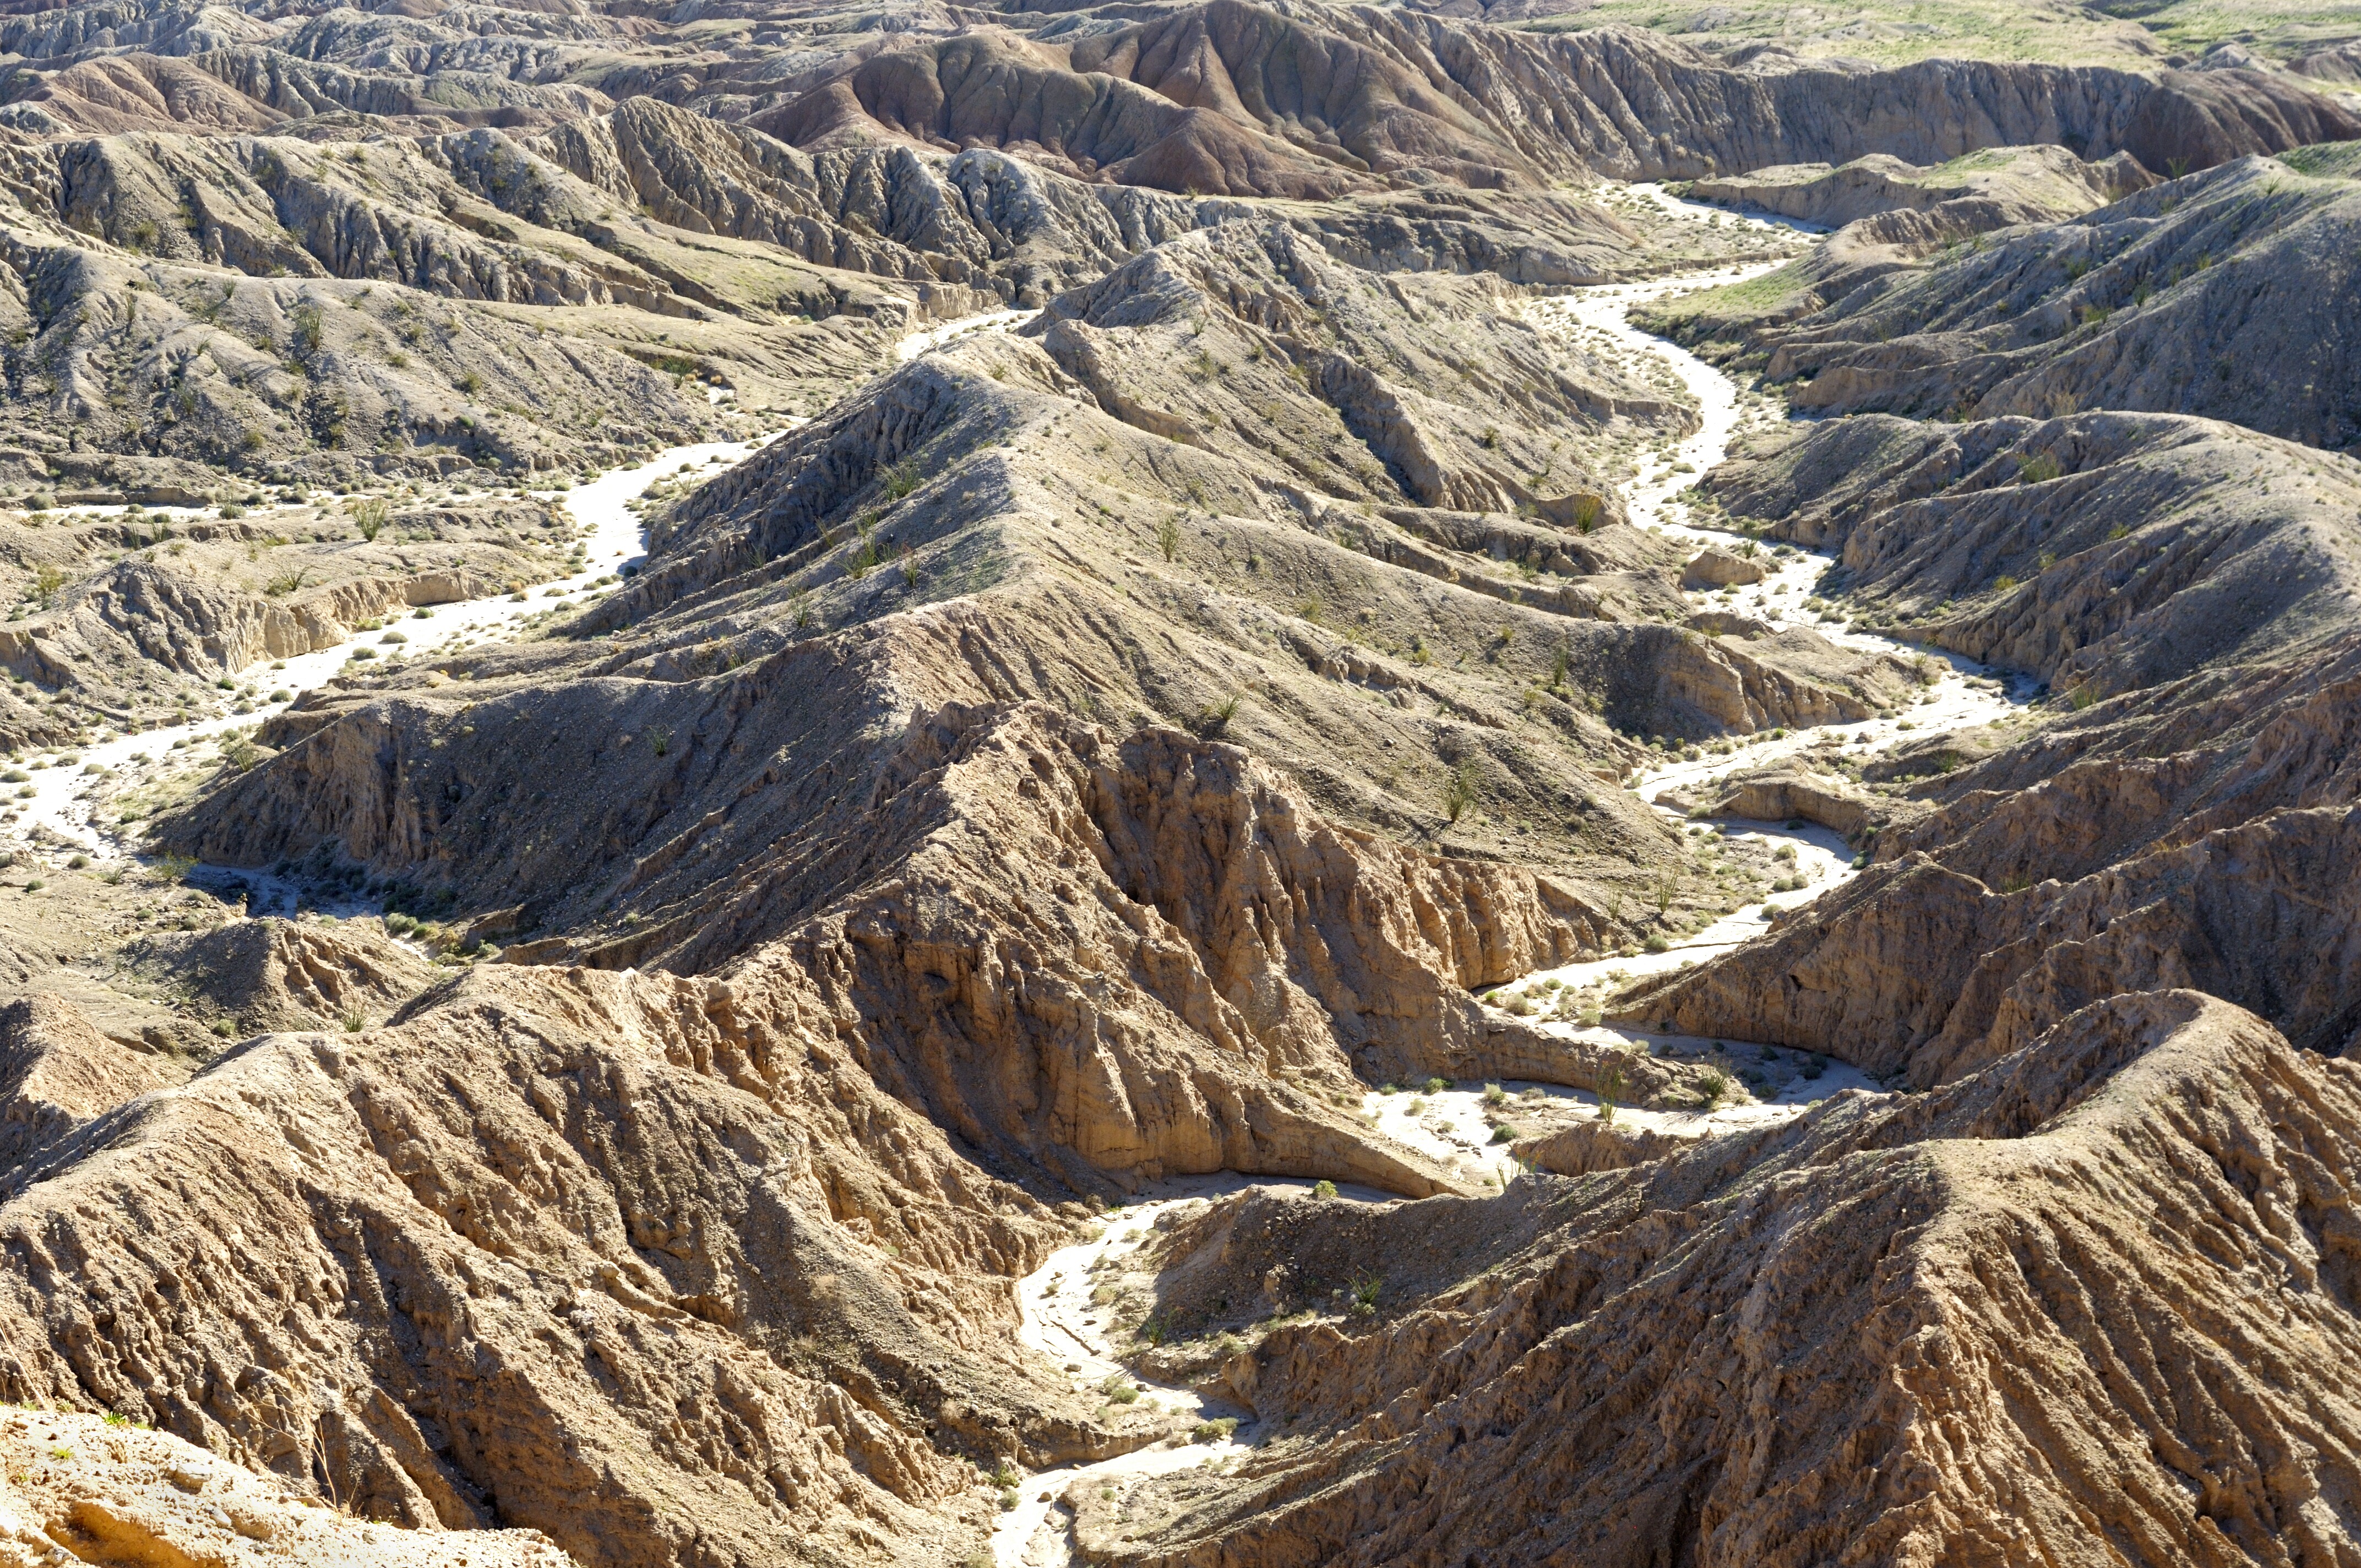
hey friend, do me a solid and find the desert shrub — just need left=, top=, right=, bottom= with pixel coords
left=1196, top=694, right=1241, bottom=736
left=1443, top=758, right=1481, bottom=824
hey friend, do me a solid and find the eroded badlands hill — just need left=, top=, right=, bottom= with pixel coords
left=1657, top=146, right=2361, bottom=450
left=2, top=1, right=2361, bottom=1565
left=1063, top=992, right=2361, bottom=1568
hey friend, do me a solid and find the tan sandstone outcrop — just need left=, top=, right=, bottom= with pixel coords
left=0, top=994, right=181, bottom=1173
left=0, top=1408, right=573, bottom=1568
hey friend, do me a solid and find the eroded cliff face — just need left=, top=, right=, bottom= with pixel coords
left=0, top=696, right=1742, bottom=1566
left=757, top=11, right=2358, bottom=195
left=1701, top=409, right=2361, bottom=696
left=0, top=1406, right=572, bottom=1567
left=0, top=964, right=1055, bottom=1568
left=153, top=224, right=1910, bottom=970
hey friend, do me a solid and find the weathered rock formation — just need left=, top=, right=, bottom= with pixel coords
left=122, top=914, right=434, bottom=1032
left=1704, top=409, right=2361, bottom=695
left=0, top=993, right=180, bottom=1171
left=0, top=2, right=2357, bottom=1564
left=1620, top=405, right=2361, bottom=1085
left=1078, top=992, right=2361, bottom=1567
left=758, top=13, right=2359, bottom=195
left=0, top=493, right=568, bottom=736
left=0, top=1407, right=573, bottom=1567
left=155, top=228, right=1912, bottom=962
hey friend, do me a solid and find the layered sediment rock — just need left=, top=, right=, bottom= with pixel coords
left=2, top=4, right=2358, bottom=1563
left=1614, top=398, right=2361, bottom=1084
left=0, top=1407, right=572, bottom=1567
left=759, top=13, right=2359, bottom=195
left=158, top=224, right=1906, bottom=970
left=1703, top=409, right=2361, bottom=695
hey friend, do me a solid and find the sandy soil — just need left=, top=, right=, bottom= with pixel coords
left=896, top=309, right=1037, bottom=362
left=995, top=1174, right=1394, bottom=1567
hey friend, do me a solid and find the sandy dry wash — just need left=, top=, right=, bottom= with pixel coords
left=2, top=0, right=2360, bottom=1565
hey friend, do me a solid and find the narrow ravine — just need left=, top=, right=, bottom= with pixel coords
left=1521, top=269, right=2028, bottom=965
left=997, top=1176, right=1298, bottom=1566
left=1486, top=195, right=2032, bottom=1130
left=896, top=308, right=1037, bottom=362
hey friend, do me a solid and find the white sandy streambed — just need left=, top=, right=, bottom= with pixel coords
left=3, top=438, right=780, bottom=874
left=995, top=1174, right=1398, bottom=1566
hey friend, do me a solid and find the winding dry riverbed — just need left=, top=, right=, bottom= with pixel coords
left=3, top=227, right=2028, bottom=1564
left=4, top=295, right=1062, bottom=869
left=992, top=195, right=2038, bottom=1563
left=2, top=437, right=780, bottom=880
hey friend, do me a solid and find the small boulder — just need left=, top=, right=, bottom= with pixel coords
left=1682, top=547, right=1770, bottom=588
